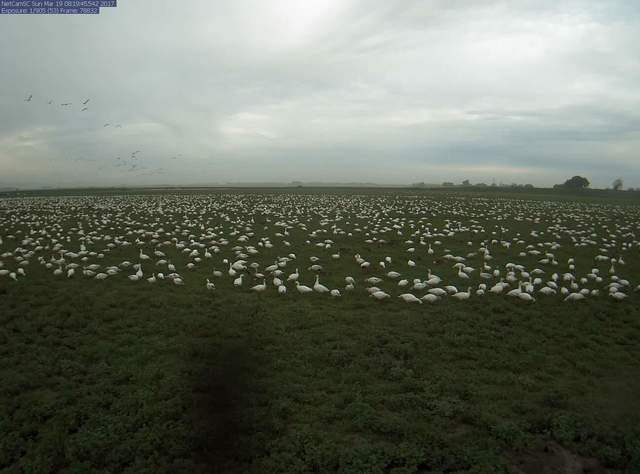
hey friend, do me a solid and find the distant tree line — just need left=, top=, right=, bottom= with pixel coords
left=411, top=176, right=638, bottom=191
left=552, top=176, right=637, bottom=191
left=610, top=178, right=639, bottom=192
left=438, top=180, right=534, bottom=188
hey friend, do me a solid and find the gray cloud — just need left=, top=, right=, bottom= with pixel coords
left=1, top=0, right=639, bottom=188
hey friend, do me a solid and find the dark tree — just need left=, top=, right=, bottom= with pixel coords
left=561, top=176, right=590, bottom=189
left=612, top=178, right=623, bottom=191
left=462, top=179, right=470, bottom=186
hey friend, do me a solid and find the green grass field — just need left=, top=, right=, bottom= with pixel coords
left=1, top=188, right=639, bottom=473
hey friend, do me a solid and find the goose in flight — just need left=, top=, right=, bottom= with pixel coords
left=24, top=94, right=32, bottom=102
left=82, top=98, right=90, bottom=105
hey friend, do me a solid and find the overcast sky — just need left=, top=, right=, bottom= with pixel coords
left=1, top=0, right=639, bottom=188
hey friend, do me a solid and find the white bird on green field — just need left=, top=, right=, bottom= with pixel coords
left=398, top=293, right=422, bottom=304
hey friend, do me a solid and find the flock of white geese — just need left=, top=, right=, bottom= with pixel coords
left=0, top=193, right=639, bottom=304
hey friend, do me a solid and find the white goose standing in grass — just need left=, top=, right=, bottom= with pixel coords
left=370, top=290, right=390, bottom=300
left=228, top=262, right=237, bottom=277
left=507, top=283, right=522, bottom=297
left=457, top=268, right=469, bottom=280
left=288, top=268, right=300, bottom=282
left=398, top=293, right=422, bottom=304
left=517, top=291, right=535, bottom=302
left=413, top=281, right=427, bottom=291
left=345, top=279, right=355, bottom=290
left=426, top=270, right=441, bottom=286
left=489, top=280, right=505, bottom=294
left=313, top=275, right=330, bottom=293
left=538, top=286, right=556, bottom=296
left=564, top=292, right=585, bottom=302
left=428, top=288, right=446, bottom=296
left=611, top=291, right=627, bottom=301
left=421, top=293, right=440, bottom=303
left=295, top=281, right=313, bottom=294
left=452, top=287, right=471, bottom=301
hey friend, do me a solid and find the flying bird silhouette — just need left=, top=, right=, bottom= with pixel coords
left=81, top=107, right=88, bottom=112
left=82, top=99, right=90, bottom=105
left=24, top=94, right=32, bottom=102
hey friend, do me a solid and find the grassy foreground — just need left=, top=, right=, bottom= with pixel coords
left=1, top=279, right=640, bottom=472
left=1, top=187, right=640, bottom=472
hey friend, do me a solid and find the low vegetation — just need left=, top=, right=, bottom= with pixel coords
left=1, top=187, right=639, bottom=472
